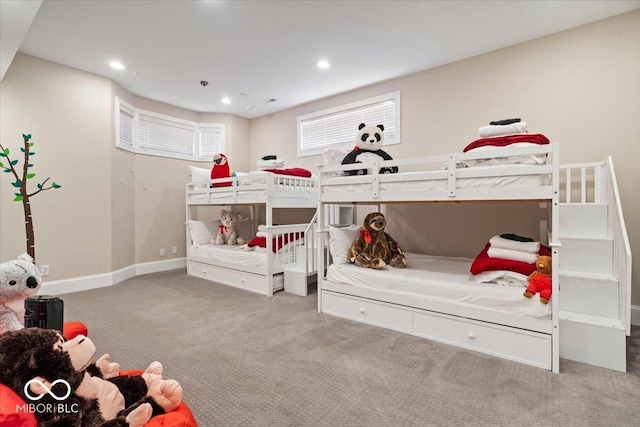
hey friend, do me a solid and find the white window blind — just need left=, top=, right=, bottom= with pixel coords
left=116, top=99, right=135, bottom=152
left=138, top=113, right=195, bottom=159
left=114, top=97, right=226, bottom=162
left=198, top=125, right=225, bottom=161
left=297, top=91, right=400, bottom=157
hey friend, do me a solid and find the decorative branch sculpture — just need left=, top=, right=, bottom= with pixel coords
left=0, top=134, right=61, bottom=262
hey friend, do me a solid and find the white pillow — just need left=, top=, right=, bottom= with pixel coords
left=322, top=148, right=351, bottom=177
left=189, top=166, right=211, bottom=189
left=188, top=220, right=220, bottom=246
left=328, top=225, right=361, bottom=265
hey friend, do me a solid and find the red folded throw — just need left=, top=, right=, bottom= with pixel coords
left=463, top=134, right=550, bottom=153
left=247, top=232, right=304, bottom=253
left=264, top=167, right=312, bottom=177
left=470, top=243, right=552, bottom=276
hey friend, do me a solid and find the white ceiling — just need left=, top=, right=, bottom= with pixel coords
left=6, top=0, right=640, bottom=119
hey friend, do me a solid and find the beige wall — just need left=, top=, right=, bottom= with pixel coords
left=0, top=54, right=251, bottom=280
left=1, top=54, right=113, bottom=278
left=250, top=11, right=640, bottom=304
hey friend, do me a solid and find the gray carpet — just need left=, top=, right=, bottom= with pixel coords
left=61, top=269, right=640, bottom=426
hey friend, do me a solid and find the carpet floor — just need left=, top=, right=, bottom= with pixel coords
left=61, top=269, right=640, bottom=427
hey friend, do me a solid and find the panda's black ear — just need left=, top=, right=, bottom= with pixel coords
left=358, top=123, right=366, bottom=130
left=377, top=124, right=384, bottom=132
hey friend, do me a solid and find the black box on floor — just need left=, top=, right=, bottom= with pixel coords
left=24, top=295, right=64, bottom=332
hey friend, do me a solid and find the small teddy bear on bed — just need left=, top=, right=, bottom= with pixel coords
left=341, top=123, right=398, bottom=176
left=212, top=209, right=246, bottom=245
left=348, top=212, right=407, bottom=270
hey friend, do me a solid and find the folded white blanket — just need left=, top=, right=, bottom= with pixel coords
left=258, top=224, right=266, bottom=231
left=256, top=231, right=268, bottom=238
left=488, top=247, right=537, bottom=264
left=489, top=235, right=540, bottom=253
left=478, top=122, right=528, bottom=138
left=256, top=159, right=285, bottom=170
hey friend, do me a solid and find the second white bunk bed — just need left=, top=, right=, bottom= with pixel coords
left=186, top=169, right=319, bottom=296
left=317, top=143, right=562, bottom=372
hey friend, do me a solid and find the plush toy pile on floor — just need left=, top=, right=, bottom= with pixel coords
left=341, top=123, right=398, bottom=175
left=348, top=212, right=407, bottom=270
left=0, top=254, right=42, bottom=335
left=0, top=328, right=183, bottom=427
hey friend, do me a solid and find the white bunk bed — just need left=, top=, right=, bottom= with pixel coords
left=317, top=143, right=562, bottom=372
left=186, top=170, right=319, bottom=296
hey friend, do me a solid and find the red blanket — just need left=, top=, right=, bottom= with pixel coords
left=263, top=167, right=312, bottom=178
left=463, top=134, right=550, bottom=152
left=470, top=243, right=551, bottom=276
left=247, top=232, right=304, bottom=253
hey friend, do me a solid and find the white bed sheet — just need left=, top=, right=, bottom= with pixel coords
left=326, top=252, right=551, bottom=319
left=190, top=243, right=296, bottom=268
left=190, top=244, right=269, bottom=268
left=322, top=171, right=549, bottom=194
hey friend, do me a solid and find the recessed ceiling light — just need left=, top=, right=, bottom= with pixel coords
left=221, top=97, right=231, bottom=105
left=109, top=61, right=125, bottom=70
left=317, top=60, right=330, bottom=69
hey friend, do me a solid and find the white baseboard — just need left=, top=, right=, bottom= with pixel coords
left=632, top=305, right=640, bottom=327
left=40, top=258, right=186, bottom=295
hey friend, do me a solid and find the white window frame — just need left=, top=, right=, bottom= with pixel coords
left=115, top=97, right=225, bottom=162
left=297, top=91, right=401, bottom=158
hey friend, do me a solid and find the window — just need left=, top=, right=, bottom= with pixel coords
left=115, top=97, right=224, bottom=162
left=297, top=91, right=400, bottom=157
left=115, top=98, right=135, bottom=153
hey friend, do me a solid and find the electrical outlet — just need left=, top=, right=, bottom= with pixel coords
left=172, top=246, right=177, bottom=255
left=41, top=265, right=50, bottom=276
left=160, top=248, right=166, bottom=256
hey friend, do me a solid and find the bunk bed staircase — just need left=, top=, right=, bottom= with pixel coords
left=284, top=212, right=320, bottom=296
left=558, top=157, right=632, bottom=372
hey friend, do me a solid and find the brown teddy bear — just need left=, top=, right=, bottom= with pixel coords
left=523, top=255, right=552, bottom=304
left=347, top=212, right=407, bottom=270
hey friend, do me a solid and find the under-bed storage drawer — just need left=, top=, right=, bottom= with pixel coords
left=322, top=292, right=412, bottom=333
left=412, top=310, right=551, bottom=369
left=188, top=261, right=283, bottom=295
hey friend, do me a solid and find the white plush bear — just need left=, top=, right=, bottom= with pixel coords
left=0, top=253, right=42, bottom=334
left=212, top=209, right=246, bottom=245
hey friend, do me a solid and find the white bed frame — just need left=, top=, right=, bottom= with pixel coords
left=186, top=172, right=319, bottom=296
left=317, top=144, right=562, bottom=372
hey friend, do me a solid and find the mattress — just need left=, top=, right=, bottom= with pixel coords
left=322, top=168, right=550, bottom=194
left=326, top=252, right=551, bottom=319
left=189, top=243, right=295, bottom=268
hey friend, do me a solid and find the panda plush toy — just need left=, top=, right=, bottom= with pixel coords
left=341, top=123, right=398, bottom=175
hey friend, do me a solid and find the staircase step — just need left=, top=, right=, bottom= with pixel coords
left=559, top=237, right=613, bottom=275
left=559, top=310, right=624, bottom=330
left=559, top=203, right=608, bottom=238
left=558, top=274, right=619, bottom=318
left=559, top=312, right=626, bottom=372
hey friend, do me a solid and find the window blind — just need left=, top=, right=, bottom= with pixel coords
left=117, top=104, right=135, bottom=152
left=138, top=113, right=195, bottom=158
left=198, top=125, right=224, bottom=161
left=298, top=92, right=400, bottom=157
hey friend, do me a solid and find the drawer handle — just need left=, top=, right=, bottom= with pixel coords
left=203, top=270, right=207, bottom=275
left=359, top=308, right=365, bottom=314
left=468, top=332, right=476, bottom=340
left=241, top=278, right=245, bottom=283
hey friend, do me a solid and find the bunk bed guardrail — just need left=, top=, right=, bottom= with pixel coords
left=186, top=173, right=317, bottom=204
